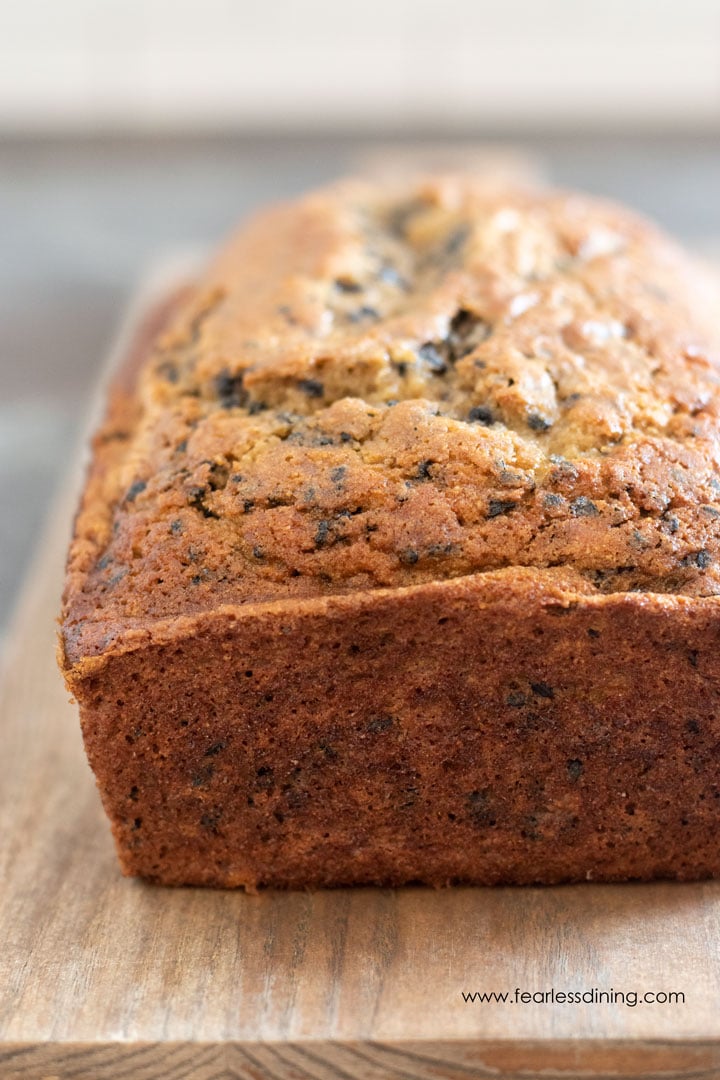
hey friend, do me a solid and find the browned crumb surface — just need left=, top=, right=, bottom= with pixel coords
left=61, top=175, right=720, bottom=663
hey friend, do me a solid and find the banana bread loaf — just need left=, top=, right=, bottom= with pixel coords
left=59, top=175, right=720, bottom=888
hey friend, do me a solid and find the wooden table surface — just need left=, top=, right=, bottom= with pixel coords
left=2, top=277, right=720, bottom=1080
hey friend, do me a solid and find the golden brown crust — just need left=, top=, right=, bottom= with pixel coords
left=61, top=175, right=720, bottom=665
left=58, top=175, right=720, bottom=888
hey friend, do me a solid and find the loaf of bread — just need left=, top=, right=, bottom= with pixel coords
left=59, top=175, right=720, bottom=888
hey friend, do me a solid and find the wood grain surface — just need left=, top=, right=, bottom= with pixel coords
left=1, top=282, right=720, bottom=1080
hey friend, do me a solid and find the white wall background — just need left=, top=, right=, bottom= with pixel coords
left=2, top=0, right=720, bottom=131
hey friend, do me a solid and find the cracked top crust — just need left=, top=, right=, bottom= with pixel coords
left=61, top=174, right=720, bottom=660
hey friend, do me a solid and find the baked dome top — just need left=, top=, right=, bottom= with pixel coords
left=63, top=175, right=720, bottom=652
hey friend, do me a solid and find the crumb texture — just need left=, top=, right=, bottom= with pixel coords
left=62, top=175, right=720, bottom=657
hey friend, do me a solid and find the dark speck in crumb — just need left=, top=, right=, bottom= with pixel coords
left=252, top=546, right=264, bottom=559
left=683, top=549, right=712, bottom=569
left=506, top=690, right=527, bottom=707
left=192, top=764, right=215, bottom=788
left=366, top=715, right=395, bottom=733
left=587, top=628, right=600, bottom=638
left=347, top=306, right=380, bottom=323
left=315, top=520, right=330, bottom=547
left=549, top=454, right=578, bottom=478
left=334, top=278, right=363, bottom=293
left=531, top=681, right=554, bottom=699
left=418, top=342, right=447, bottom=374
left=175, top=439, right=188, bottom=454
left=468, top=405, right=493, bottom=425
left=170, top=519, right=183, bottom=535
left=466, top=788, right=495, bottom=826
left=571, top=496, right=600, bottom=517
left=330, top=465, right=347, bottom=484
left=340, top=431, right=353, bottom=442
left=567, top=759, right=584, bottom=781
left=428, top=542, right=455, bottom=556
left=215, top=369, right=247, bottom=408
left=298, top=378, right=324, bottom=398
left=125, top=479, right=147, bottom=502
left=188, top=486, right=219, bottom=519
left=528, top=412, right=552, bottom=432
left=256, top=763, right=273, bottom=779
left=543, top=493, right=564, bottom=509
left=416, top=459, right=434, bottom=480
left=204, top=740, right=226, bottom=757
left=200, top=810, right=222, bottom=831
left=487, top=498, right=517, bottom=518
left=498, top=467, right=523, bottom=488
left=400, top=549, right=419, bottom=565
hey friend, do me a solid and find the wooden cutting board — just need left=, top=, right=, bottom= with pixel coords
left=2, top=274, right=720, bottom=1080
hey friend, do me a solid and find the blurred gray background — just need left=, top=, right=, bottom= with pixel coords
left=2, top=0, right=720, bottom=641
